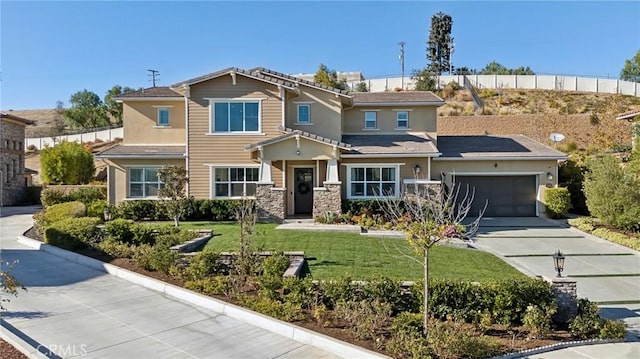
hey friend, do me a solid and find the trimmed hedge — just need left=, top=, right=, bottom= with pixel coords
left=34, top=201, right=86, bottom=233
left=44, top=217, right=101, bottom=250
left=112, top=198, right=240, bottom=221
left=544, top=187, right=571, bottom=219
left=41, top=186, right=106, bottom=207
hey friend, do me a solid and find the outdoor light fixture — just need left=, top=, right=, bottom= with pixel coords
left=553, top=249, right=565, bottom=277
left=547, top=172, right=554, bottom=181
left=103, top=206, right=111, bottom=222
left=414, top=164, right=421, bottom=174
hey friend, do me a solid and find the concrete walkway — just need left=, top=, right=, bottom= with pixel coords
left=0, top=206, right=356, bottom=358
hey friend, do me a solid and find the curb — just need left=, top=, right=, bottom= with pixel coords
left=491, top=338, right=625, bottom=359
left=16, top=235, right=389, bottom=359
left=0, top=319, right=49, bottom=359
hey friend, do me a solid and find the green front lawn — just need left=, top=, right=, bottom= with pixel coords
left=171, top=221, right=526, bottom=282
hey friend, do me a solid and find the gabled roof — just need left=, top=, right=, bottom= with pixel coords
left=95, top=145, right=186, bottom=159
left=0, top=112, right=35, bottom=125
left=171, top=67, right=297, bottom=90
left=435, top=135, right=567, bottom=160
left=113, top=87, right=183, bottom=100
left=353, top=92, right=444, bottom=106
left=245, top=126, right=350, bottom=151
left=251, top=67, right=352, bottom=97
left=616, top=107, right=640, bottom=121
left=342, top=133, right=440, bottom=157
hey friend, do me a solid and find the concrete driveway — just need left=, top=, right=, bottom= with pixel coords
left=472, top=217, right=640, bottom=341
left=0, top=207, right=354, bottom=358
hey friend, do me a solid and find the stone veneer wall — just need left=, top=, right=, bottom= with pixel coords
left=312, top=183, right=341, bottom=219
left=551, top=278, right=578, bottom=323
left=256, top=184, right=285, bottom=222
left=1, top=120, right=27, bottom=206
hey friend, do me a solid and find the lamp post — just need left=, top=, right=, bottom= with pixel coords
left=103, top=206, right=111, bottom=222
left=553, top=249, right=565, bottom=277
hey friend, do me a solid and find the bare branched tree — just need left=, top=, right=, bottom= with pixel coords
left=157, top=166, right=189, bottom=227
left=234, top=197, right=258, bottom=282
left=375, top=177, right=485, bottom=335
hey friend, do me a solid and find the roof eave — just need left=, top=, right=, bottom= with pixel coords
left=95, top=154, right=186, bottom=159
left=353, top=101, right=445, bottom=107
left=433, top=155, right=568, bottom=161
left=112, top=97, right=184, bottom=102
left=341, top=153, right=441, bottom=158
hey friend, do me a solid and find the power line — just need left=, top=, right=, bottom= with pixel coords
left=148, top=69, right=160, bottom=87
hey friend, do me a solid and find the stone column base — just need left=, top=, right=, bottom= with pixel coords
left=313, top=183, right=341, bottom=219
left=256, top=184, right=285, bottom=223
left=551, top=278, right=578, bottom=323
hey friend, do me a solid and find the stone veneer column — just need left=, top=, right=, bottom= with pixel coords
left=312, top=183, right=341, bottom=219
left=256, top=184, right=285, bottom=222
left=551, top=278, right=578, bottom=323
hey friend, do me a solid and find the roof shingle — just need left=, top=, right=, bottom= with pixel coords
left=342, top=133, right=439, bottom=155
left=96, top=145, right=186, bottom=158
left=436, top=135, right=566, bottom=159
left=115, top=87, right=182, bottom=98
left=353, top=92, right=444, bottom=105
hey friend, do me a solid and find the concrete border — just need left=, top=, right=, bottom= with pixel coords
left=0, top=319, right=50, bottom=358
left=16, top=235, right=388, bottom=359
left=491, top=338, right=624, bottom=359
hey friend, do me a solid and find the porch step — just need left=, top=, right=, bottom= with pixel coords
left=281, top=218, right=315, bottom=225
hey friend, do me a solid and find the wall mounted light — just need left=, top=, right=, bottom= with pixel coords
left=296, top=149, right=301, bottom=156
left=414, top=164, right=421, bottom=174
left=553, top=249, right=565, bottom=277
left=547, top=172, right=554, bottom=181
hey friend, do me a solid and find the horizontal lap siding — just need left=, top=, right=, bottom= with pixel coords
left=188, top=76, right=282, bottom=199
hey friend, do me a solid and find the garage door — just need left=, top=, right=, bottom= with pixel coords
left=455, top=176, right=537, bottom=217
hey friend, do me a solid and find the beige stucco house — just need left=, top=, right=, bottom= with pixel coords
left=1, top=112, right=34, bottom=206
left=97, top=67, right=566, bottom=220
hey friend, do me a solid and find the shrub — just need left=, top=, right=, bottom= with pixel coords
left=591, top=228, right=640, bottom=251
left=386, top=331, right=430, bottom=359
left=427, top=320, right=501, bottom=359
left=43, top=217, right=100, bottom=250
left=599, top=319, right=627, bottom=339
left=544, top=187, right=571, bottom=218
left=41, top=188, right=72, bottom=207
left=391, top=312, right=424, bottom=335
left=523, top=304, right=556, bottom=338
left=186, top=251, right=223, bottom=280
left=334, top=299, right=392, bottom=341
left=35, top=201, right=86, bottom=233
left=568, top=217, right=596, bottom=232
left=568, top=298, right=626, bottom=340
left=237, top=295, right=304, bottom=322
left=584, top=155, right=640, bottom=231
left=184, top=276, right=231, bottom=296
left=130, top=223, right=157, bottom=245
left=96, top=238, right=135, bottom=258
left=71, top=187, right=106, bottom=205
left=282, top=277, right=316, bottom=309
left=104, top=218, right=135, bottom=243
left=112, top=198, right=241, bottom=222
left=132, top=244, right=153, bottom=270
left=87, top=200, right=108, bottom=218
left=147, top=245, right=178, bottom=274
left=261, top=253, right=290, bottom=277
left=40, top=141, right=95, bottom=185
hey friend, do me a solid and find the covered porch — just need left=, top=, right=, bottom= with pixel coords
left=245, top=128, right=350, bottom=221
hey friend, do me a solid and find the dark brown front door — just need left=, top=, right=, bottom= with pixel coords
left=294, top=168, right=314, bottom=214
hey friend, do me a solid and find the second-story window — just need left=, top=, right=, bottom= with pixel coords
left=364, top=111, right=377, bottom=129
left=396, top=111, right=409, bottom=129
left=212, top=101, right=260, bottom=133
left=297, top=104, right=310, bottom=124
left=157, top=108, right=170, bottom=126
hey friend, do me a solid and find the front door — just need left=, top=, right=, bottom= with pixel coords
left=294, top=168, right=314, bottom=215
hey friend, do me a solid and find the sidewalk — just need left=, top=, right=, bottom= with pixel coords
left=0, top=207, right=378, bottom=358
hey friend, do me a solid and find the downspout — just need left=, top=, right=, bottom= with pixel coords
left=183, top=84, right=190, bottom=196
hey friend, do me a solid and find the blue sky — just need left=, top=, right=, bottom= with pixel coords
left=1, top=1, right=639, bottom=110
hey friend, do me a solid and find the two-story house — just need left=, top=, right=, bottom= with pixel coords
left=97, top=67, right=566, bottom=220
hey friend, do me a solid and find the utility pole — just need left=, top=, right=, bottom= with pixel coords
left=398, top=41, right=405, bottom=89
left=148, top=69, right=160, bottom=87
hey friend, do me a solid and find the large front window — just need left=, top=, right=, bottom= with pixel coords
left=212, top=101, right=260, bottom=132
left=348, top=165, right=398, bottom=198
left=213, top=167, right=259, bottom=198
left=129, top=168, right=163, bottom=198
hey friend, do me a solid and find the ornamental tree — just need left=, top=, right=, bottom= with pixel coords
left=376, top=179, right=484, bottom=335
left=40, top=141, right=95, bottom=184
left=157, top=166, right=189, bottom=227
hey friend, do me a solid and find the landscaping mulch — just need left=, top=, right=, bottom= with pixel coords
left=0, top=339, right=28, bottom=359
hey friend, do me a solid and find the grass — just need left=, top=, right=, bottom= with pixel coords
left=171, top=221, right=527, bottom=282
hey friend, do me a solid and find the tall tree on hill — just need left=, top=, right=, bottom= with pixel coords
left=426, top=12, right=453, bottom=75
left=313, top=64, right=348, bottom=90
left=49, top=100, right=67, bottom=141
left=620, top=50, right=640, bottom=83
left=63, top=90, right=109, bottom=129
left=105, top=85, right=136, bottom=125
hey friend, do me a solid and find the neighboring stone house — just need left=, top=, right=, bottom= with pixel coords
left=1, top=112, right=34, bottom=206
left=97, top=67, right=566, bottom=221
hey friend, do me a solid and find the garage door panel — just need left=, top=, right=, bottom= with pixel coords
left=455, top=176, right=536, bottom=217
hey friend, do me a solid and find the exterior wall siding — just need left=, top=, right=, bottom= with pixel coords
left=286, top=87, right=343, bottom=140
left=187, top=75, right=283, bottom=199
left=107, top=158, right=185, bottom=203
left=123, top=101, right=185, bottom=145
left=342, top=106, right=438, bottom=141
